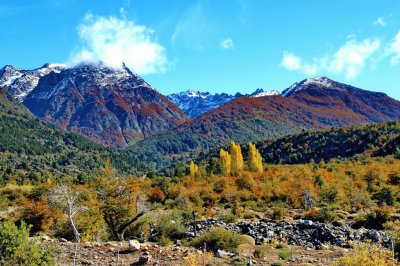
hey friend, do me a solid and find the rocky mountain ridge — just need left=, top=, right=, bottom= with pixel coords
left=0, top=63, right=66, bottom=100
left=168, top=88, right=280, bottom=118
left=20, top=62, right=187, bottom=147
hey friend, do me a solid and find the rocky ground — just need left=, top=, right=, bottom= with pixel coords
left=41, top=239, right=350, bottom=266
left=36, top=218, right=394, bottom=266
left=190, top=218, right=392, bottom=249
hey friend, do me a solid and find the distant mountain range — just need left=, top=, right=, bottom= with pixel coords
left=1, top=63, right=400, bottom=167
left=130, top=76, right=400, bottom=169
left=168, top=89, right=280, bottom=118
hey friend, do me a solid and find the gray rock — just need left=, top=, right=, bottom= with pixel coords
left=216, top=249, right=234, bottom=258
left=138, top=252, right=152, bottom=264
left=128, top=239, right=140, bottom=251
left=266, top=230, right=275, bottom=238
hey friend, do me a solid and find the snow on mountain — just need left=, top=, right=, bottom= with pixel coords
left=282, top=76, right=338, bottom=97
left=167, top=90, right=235, bottom=118
left=168, top=88, right=280, bottom=118
left=249, top=88, right=280, bottom=98
left=0, top=63, right=66, bottom=101
left=23, top=62, right=187, bottom=147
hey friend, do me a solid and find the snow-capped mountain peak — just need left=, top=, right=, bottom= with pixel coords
left=168, top=88, right=281, bottom=118
left=282, top=76, right=336, bottom=97
left=250, top=88, right=280, bottom=98
left=0, top=63, right=68, bottom=100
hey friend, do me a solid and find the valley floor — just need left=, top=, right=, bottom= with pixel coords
left=43, top=240, right=352, bottom=266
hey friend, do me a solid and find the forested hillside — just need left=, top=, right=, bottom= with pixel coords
left=0, top=111, right=149, bottom=185
left=191, top=121, right=400, bottom=176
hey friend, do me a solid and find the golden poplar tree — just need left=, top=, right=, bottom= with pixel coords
left=248, top=142, right=263, bottom=172
left=219, top=149, right=231, bottom=176
left=230, top=140, right=243, bottom=176
left=189, top=161, right=199, bottom=177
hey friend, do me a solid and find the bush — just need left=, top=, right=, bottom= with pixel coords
left=0, top=220, right=55, bottom=265
left=331, top=244, right=393, bottom=266
left=384, top=220, right=400, bottom=260
left=218, top=213, right=238, bottom=223
left=372, top=187, right=395, bottom=206
left=158, top=235, right=173, bottom=246
left=271, top=207, right=285, bottom=221
left=243, top=212, right=255, bottom=219
left=230, top=257, right=247, bottom=266
left=352, top=207, right=393, bottom=230
left=253, top=246, right=266, bottom=258
left=278, top=249, right=292, bottom=260
left=270, top=262, right=285, bottom=266
left=127, top=210, right=187, bottom=241
left=191, top=227, right=248, bottom=252
left=303, top=207, right=334, bottom=223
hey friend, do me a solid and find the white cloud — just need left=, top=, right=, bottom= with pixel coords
left=280, top=52, right=317, bottom=75
left=374, top=17, right=387, bottom=27
left=69, top=13, right=169, bottom=75
left=281, top=52, right=301, bottom=70
left=281, top=38, right=381, bottom=79
left=325, top=39, right=381, bottom=79
left=220, top=38, right=234, bottom=49
left=389, top=31, right=400, bottom=65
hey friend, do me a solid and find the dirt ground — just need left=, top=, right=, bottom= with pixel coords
left=41, top=240, right=353, bottom=266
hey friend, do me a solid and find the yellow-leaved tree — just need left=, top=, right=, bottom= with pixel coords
left=230, top=140, right=243, bottom=176
left=220, top=149, right=231, bottom=176
left=189, top=161, right=199, bottom=177
left=248, top=142, right=263, bottom=172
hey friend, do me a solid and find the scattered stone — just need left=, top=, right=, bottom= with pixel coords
left=128, top=239, right=141, bottom=251
left=215, top=249, right=234, bottom=258
left=138, top=252, right=152, bottom=264
left=42, top=234, right=51, bottom=241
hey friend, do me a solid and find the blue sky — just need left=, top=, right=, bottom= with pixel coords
left=1, top=0, right=400, bottom=99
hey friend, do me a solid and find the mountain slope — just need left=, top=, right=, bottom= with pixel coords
left=0, top=64, right=66, bottom=100
left=0, top=110, right=151, bottom=185
left=23, top=63, right=188, bottom=147
left=0, top=87, right=32, bottom=116
left=168, top=89, right=280, bottom=118
left=130, top=77, right=400, bottom=169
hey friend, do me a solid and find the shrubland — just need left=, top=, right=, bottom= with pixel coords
left=1, top=119, right=400, bottom=264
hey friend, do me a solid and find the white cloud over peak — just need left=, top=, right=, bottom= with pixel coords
left=220, top=38, right=234, bottom=49
left=325, top=39, right=381, bottom=79
left=389, top=31, right=400, bottom=65
left=70, top=13, right=169, bottom=75
left=280, top=52, right=317, bottom=75
left=374, top=17, right=387, bottom=27
left=281, top=38, right=381, bottom=79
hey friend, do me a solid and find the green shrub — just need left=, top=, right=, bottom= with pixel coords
left=0, top=220, right=55, bottom=265
left=253, top=246, right=266, bottom=258
left=158, top=235, right=173, bottom=246
left=303, top=207, right=334, bottom=223
left=271, top=207, right=285, bottom=221
left=270, top=262, right=285, bottom=266
left=219, top=213, right=238, bottom=223
left=243, top=212, right=255, bottom=219
left=278, top=249, right=292, bottom=260
left=191, top=227, right=248, bottom=252
left=331, top=244, right=392, bottom=265
left=230, top=257, right=247, bottom=266
left=384, top=220, right=400, bottom=259
left=127, top=210, right=187, bottom=241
